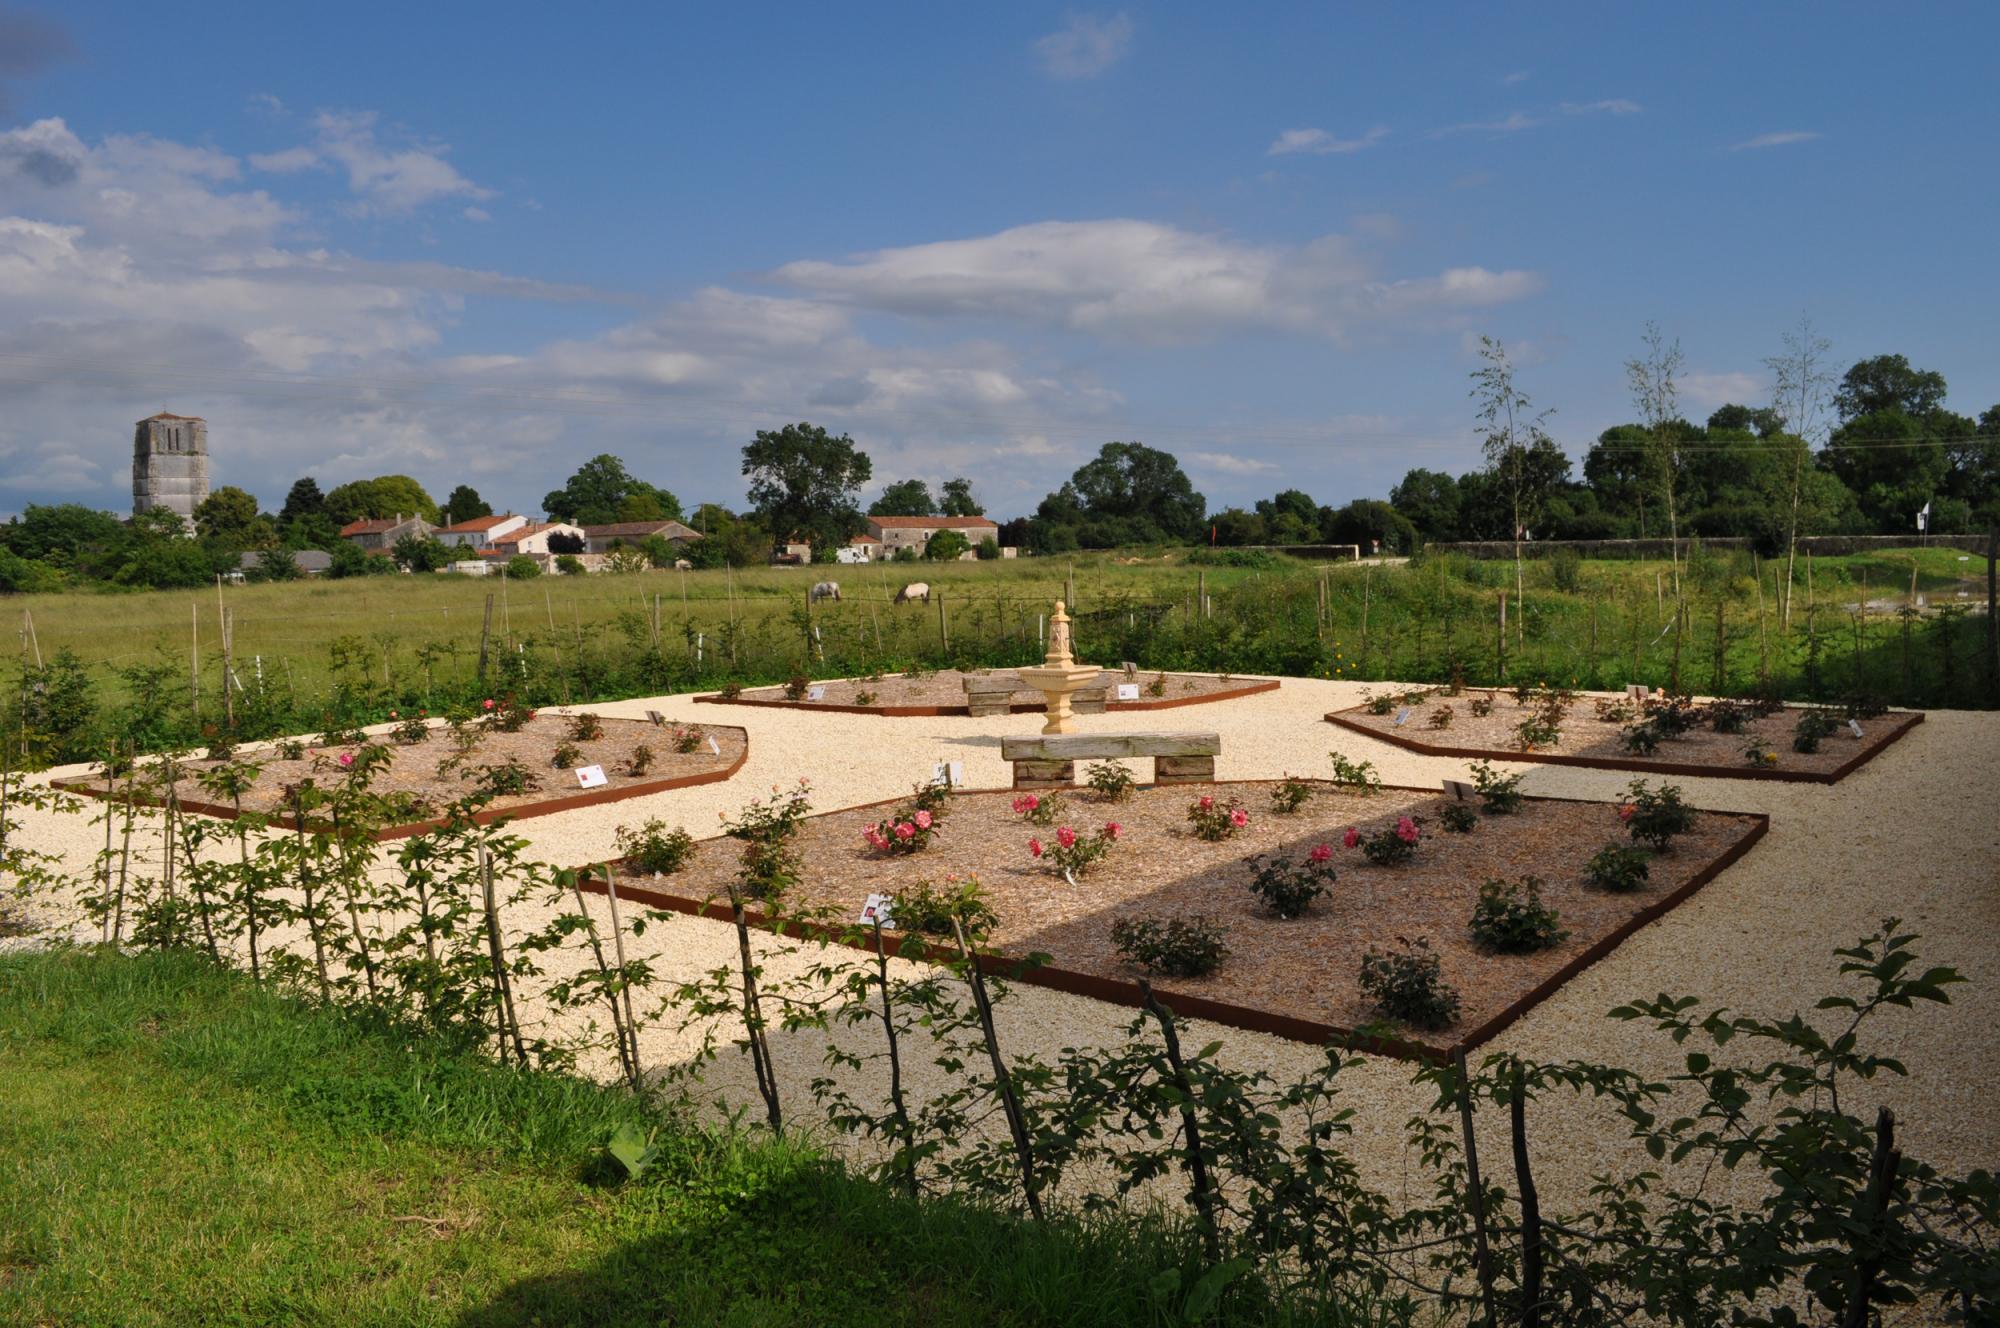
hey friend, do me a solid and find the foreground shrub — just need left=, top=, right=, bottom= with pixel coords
left=567, top=711, right=604, bottom=742
left=1268, top=775, right=1315, bottom=814
left=1358, top=937, right=1459, bottom=1030
left=1084, top=760, right=1137, bottom=801
left=467, top=757, right=541, bottom=797
left=889, top=875, right=997, bottom=938
left=1439, top=800, right=1479, bottom=833
left=1112, top=913, right=1228, bottom=978
left=1010, top=791, right=1067, bottom=827
left=1586, top=841, right=1651, bottom=891
left=616, top=818, right=695, bottom=875
left=1327, top=751, right=1381, bottom=795
left=1029, top=822, right=1120, bottom=877
left=1621, top=779, right=1695, bottom=851
left=1246, top=845, right=1335, bottom=919
left=1357, top=816, right=1421, bottom=866
left=1794, top=706, right=1839, bottom=753
left=1469, top=876, right=1568, bottom=953
left=1185, top=795, right=1249, bottom=841
left=1470, top=759, right=1524, bottom=814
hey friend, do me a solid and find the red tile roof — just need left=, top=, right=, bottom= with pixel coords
left=339, top=518, right=401, bottom=536
left=866, top=515, right=999, bottom=532
left=489, top=522, right=563, bottom=548
left=581, top=520, right=700, bottom=540
left=438, top=514, right=519, bottom=533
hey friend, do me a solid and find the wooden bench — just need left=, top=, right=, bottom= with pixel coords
left=998, top=731, right=1221, bottom=789
left=961, top=669, right=1107, bottom=718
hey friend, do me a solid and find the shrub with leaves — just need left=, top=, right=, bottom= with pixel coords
left=1744, top=738, right=1779, bottom=768
left=1426, top=704, right=1455, bottom=730
left=1594, top=698, right=1636, bottom=724
left=723, top=780, right=813, bottom=900
left=1794, top=707, right=1838, bottom=753
left=1185, top=794, right=1249, bottom=841
left=671, top=726, right=702, bottom=754
left=1621, top=718, right=1665, bottom=755
left=1084, top=760, right=1137, bottom=801
left=551, top=741, right=583, bottom=769
left=390, top=713, right=430, bottom=745
left=1586, top=841, right=1651, bottom=892
left=467, top=757, right=541, bottom=798
left=485, top=695, right=535, bottom=733
left=274, top=738, right=307, bottom=761
left=783, top=675, right=811, bottom=702
left=1010, top=791, right=1067, bottom=826
left=616, top=818, right=695, bottom=875
left=1112, top=913, right=1228, bottom=978
left=1145, top=671, right=1168, bottom=698
left=1327, top=751, right=1381, bottom=795
left=1439, top=800, right=1479, bottom=833
left=1620, top=779, right=1695, bottom=850
left=625, top=744, right=654, bottom=776
left=1469, top=692, right=1495, bottom=717
left=718, top=680, right=744, bottom=700
left=1515, top=711, right=1562, bottom=750
left=888, top=875, right=997, bottom=938
left=567, top=711, right=604, bottom=742
left=1469, top=759, right=1524, bottom=814
left=1246, top=846, right=1335, bottom=919
left=1358, top=937, right=1459, bottom=1029
left=853, top=688, right=877, bottom=706
left=862, top=805, right=940, bottom=856
left=1364, top=691, right=1397, bottom=716
left=1268, top=775, right=1315, bottom=814
left=1029, top=822, right=1121, bottom=877
left=1707, top=699, right=1751, bottom=734
left=1359, top=816, right=1421, bottom=865
left=1469, top=876, right=1568, bottom=953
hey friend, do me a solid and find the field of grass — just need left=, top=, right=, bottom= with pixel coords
left=6, top=543, right=1995, bottom=762
left=0, top=947, right=1384, bottom=1328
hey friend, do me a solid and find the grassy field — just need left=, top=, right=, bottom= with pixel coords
left=0, top=947, right=1384, bottom=1328
left=6, top=543, right=1995, bottom=761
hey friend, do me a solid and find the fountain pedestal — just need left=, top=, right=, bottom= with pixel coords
left=1018, top=599, right=1099, bottom=735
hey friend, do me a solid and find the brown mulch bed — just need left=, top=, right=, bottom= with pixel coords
left=1329, top=688, right=1921, bottom=782
left=59, top=714, right=747, bottom=834
left=706, top=668, right=1277, bottom=713
left=611, top=779, right=1762, bottom=1048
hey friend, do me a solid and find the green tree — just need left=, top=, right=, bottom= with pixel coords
left=1626, top=321, right=1689, bottom=595
left=504, top=555, right=542, bottom=579
left=553, top=554, right=586, bottom=576
left=1388, top=470, right=1463, bottom=543
left=543, top=454, right=681, bottom=526
left=1766, top=317, right=1836, bottom=628
left=392, top=534, right=452, bottom=572
left=254, top=547, right=301, bottom=582
left=1835, top=353, right=1949, bottom=421
left=324, top=475, right=440, bottom=526
left=1209, top=508, right=1265, bottom=546
left=192, top=486, right=268, bottom=548
left=869, top=479, right=936, bottom=517
left=1323, top=499, right=1418, bottom=554
left=442, top=484, right=492, bottom=524
left=1031, top=442, right=1205, bottom=548
left=278, top=477, right=328, bottom=525
left=0, top=504, right=127, bottom=563
left=940, top=476, right=984, bottom=516
left=924, top=528, right=971, bottom=561
left=1470, top=335, right=1557, bottom=635
left=1254, top=489, right=1319, bottom=544
left=742, top=422, right=872, bottom=548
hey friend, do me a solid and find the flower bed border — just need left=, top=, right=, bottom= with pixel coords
left=691, top=675, right=1280, bottom=717
left=1324, top=705, right=1923, bottom=785
left=50, top=725, right=753, bottom=843
left=581, top=781, right=1768, bottom=1063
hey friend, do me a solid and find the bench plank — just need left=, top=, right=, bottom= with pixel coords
left=1000, top=731, right=1221, bottom=761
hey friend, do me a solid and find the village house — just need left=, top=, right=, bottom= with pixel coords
left=481, top=521, right=588, bottom=564
left=435, top=513, right=529, bottom=551
left=580, top=519, right=701, bottom=554
left=338, top=513, right=434, bottom=551
left=863, top=514, right=1002, bottom=560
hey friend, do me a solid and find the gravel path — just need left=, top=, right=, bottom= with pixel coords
left=11, top=675, right=1998, bottom=1291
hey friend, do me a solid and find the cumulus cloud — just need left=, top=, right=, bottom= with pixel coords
left=1191, top=450, right=1276, bottom=475
left=766, top=219, right=1539, bottom=342
left=1682, top=370, right=1766, bottom=410
left=1560, top=98, right=1642, bottom=116
left=1501, top=70, right=1534, bottom=86
left=248, top=146, right=321, bottom=173
left=307, top=110, right=495, bottom=214
left=1730, top=130, right=1821, bottom=151
left=1435, top=111, right=1542, bottom=136
left=1034, top=12, right=1133, bottom=79
left=1266, top=125, right=1390, bottom=157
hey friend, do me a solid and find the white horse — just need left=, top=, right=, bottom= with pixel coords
left=809, top=580, right=842, bottom=603
left=895, top=581, right=930, bottom=604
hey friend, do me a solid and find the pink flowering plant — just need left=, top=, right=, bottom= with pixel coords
left=1010, top=790, right=1068, bottom=827
left=863, top=805, right=939, bottom=856
left=1245, top=844, right=1336, bottom=918
left=1028, top=821, right=1121, bottom=877
left=1358, top=815, right=1422, bottom=866
left=1185, top=794, right=1250, bottom=842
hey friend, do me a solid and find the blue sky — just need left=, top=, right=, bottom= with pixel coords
left=1, top=2, right=1995, bottom=521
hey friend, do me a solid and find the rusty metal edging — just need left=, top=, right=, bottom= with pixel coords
left=691, top=677, right=1281, bottom=717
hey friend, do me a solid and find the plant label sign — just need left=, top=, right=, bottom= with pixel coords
left=645, top=709, right=665, bottom=726
left=1393, top=707, right=1412, bottom=727
left=1443, top=778, right=1475, bottom=801
left=706, top=735, right=722, bottom=756
left=932, top=760, right=964, bottom=787
left=1848, top=719, right=1864, bottom=739
left=1115, top=683, right=1140, bottom=701
left=806, top=686, right=826, bottom=701
left=575, top=764, right=608, bottom=789
left=1626, top=684, right=1651, bottom=700
left=858, top=893, right=894, bottom=927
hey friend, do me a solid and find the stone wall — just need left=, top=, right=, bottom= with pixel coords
left=132, top=416, right=211, bottom=522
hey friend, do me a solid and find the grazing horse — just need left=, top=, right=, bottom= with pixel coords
left=809, top=580, right=841, bottom=603
left=895, top=581, right=930, bottom=605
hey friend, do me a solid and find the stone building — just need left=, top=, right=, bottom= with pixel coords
left=132, top=412, right=211, bottom=522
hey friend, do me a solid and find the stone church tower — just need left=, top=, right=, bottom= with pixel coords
left=132, top=412, right=210, bottom=522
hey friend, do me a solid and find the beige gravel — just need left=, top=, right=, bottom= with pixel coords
left=11, top=677, right=1999, bottom=1311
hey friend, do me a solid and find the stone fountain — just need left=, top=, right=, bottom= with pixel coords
left=1018, top=599, right=1100, bottom=734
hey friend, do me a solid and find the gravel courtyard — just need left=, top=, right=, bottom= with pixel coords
left=11, top=675, right=1998, bottom=1247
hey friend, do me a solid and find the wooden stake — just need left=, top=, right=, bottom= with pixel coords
left=190, top=602, right=200, bottom=722
left=476, top=592, right=495, bottom=682
left=1455, top=1050, right=1500, bottom=1328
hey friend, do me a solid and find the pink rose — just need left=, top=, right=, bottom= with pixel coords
left=1309, top=843, right=1332, bottom=863
left=894, top=822, right=915, bottom=841
left=389, top=711, right=398, bottom=719
left=1104, top=821, right=1122, bottom=840
left=1396, top=816, right=1419, bottom=844
left=1618, top=803, right=1636, bottom=822
left=914, top=809, right=933, bottom=830
left=1029, top=838, right=1044, bottom=858
left=1342, top=827, right=1360, bottom=849
left=1056, top=826, right=1077, bottom=849
left=1012, top=794, right=1038, bottom=815
left=482, top=698, right=495, bottom=710
left=1229, top=808, right=1249, bottom=828
left=1198, top=795, right=1214, bottom=811
left=863, top=828, right=886, bottom=850
left=337, top=751, right=354, bottom=768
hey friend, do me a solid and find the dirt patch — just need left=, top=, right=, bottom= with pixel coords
left=1329, top=689, right=1920, bottom=783
left=55, top=714, right=748, bottom=840
left=701, top=668, right=1278, bottom=715
left=608, top=779, right=1762, bottom=1053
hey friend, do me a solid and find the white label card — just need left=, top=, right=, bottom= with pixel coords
left=707, top=735, right=722, bottom=756
left=932, top=760, right=964, bottom=787
left=1626, top=684, right=1650, bottom=700
left=575, top=764, right=608, bottom=789
left=1115, top=683, right=1140, bottom=701
left=1848, top=719, right=1864, bottom=738
left=1393, top=706, right=1412, bottom=726
left=1443, top=779, right=1475, bottom=801
left=858, top=893, right=894, bottom=927
left=645, top=709, right=665, bottom=726
left=806, top=686, right=826, bottom=701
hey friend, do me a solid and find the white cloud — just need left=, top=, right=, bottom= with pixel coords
left=1502, top=70, right=1534, bottom=86
left=1682, top=370, right=1765, bottom=410
left=768, top=219, right=1540, bottom=342
left=1192, top=450, right=1276, bottom=475
left=1435, top=111, right=1542, bottom=136
left=1560, top=99, right=1642, bottom=116
left=1266, top=125, right=1390, bottom=157
left=308, top=110, right=495, bottom=214
left=1730, top=130, right=1821, bottom=151
left=462, top=206, right=491, bottom=223
left=248, top=146, right=320, bottom=173
left=1033, top=12, right=1133, bottom=79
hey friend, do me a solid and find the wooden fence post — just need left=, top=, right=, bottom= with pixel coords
left=1496, top=592, right=1507, bottom=679
left=477, top=592, right=494, bottom=682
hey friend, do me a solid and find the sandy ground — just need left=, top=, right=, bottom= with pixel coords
left=12, top=675, right=1999, bottom=1297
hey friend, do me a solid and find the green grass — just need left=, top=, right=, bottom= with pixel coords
left=0, top=947, right=1387, bottom=1328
